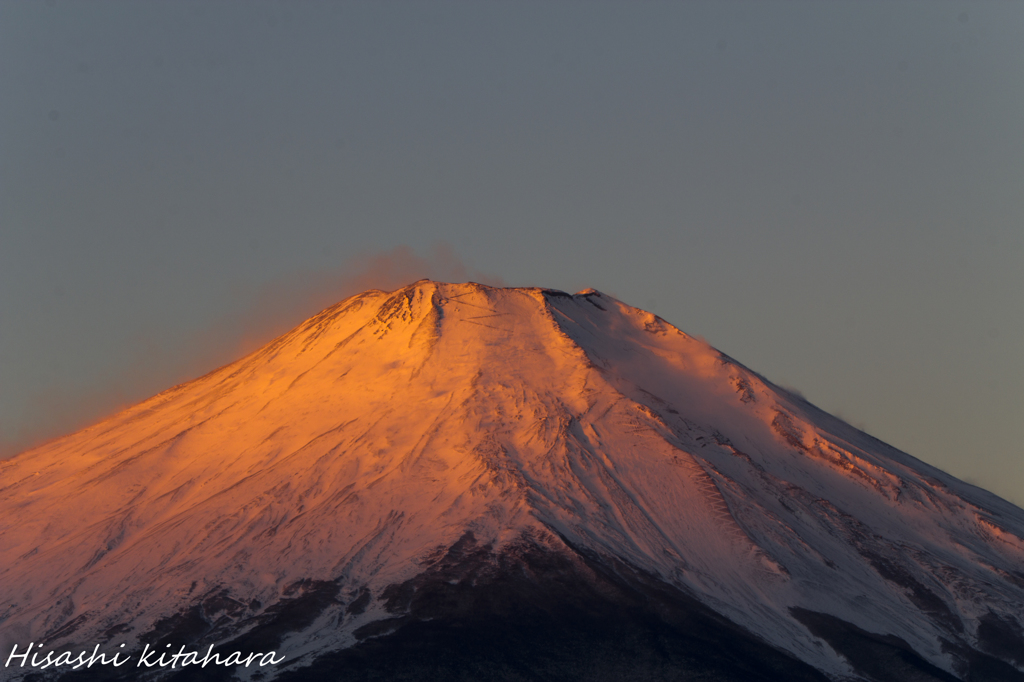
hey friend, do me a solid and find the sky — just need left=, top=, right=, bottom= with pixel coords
left=1, top=1, right=1022, bottom=505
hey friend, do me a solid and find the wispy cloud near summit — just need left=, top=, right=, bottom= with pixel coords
left=0, top=242, right=500, bottom=460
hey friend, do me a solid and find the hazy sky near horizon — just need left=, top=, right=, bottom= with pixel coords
left=2, top=2, right=1022, bottom=504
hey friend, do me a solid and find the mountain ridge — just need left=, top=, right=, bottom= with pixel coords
left=2, top=280, right=1022, bottom=681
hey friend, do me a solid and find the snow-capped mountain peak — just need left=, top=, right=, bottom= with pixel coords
left=2, top=281, right=1022, bottom=681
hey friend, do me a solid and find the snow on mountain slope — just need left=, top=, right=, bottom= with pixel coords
left=1, top=280, right=1022, bottom=681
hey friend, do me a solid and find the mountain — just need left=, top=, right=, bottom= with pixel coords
left=2, top=280, right=1023, bottom=682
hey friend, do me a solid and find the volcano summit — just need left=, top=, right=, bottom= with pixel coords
left=2, top=281, right=1023, bottom=681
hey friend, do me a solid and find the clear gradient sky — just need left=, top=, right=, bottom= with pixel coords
left=2, top=1, right=1022, bottom=504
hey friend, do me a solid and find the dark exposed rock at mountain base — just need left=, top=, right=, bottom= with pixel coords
left=273, top=536, right=831, bottom=682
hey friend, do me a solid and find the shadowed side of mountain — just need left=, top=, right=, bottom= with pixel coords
left=257, top=534, right=831, bottom=682
left=790, top=607, right=1024, bottom=682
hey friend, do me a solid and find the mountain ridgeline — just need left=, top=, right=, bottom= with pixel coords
left=2, top=281, right=1023, bottom=681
